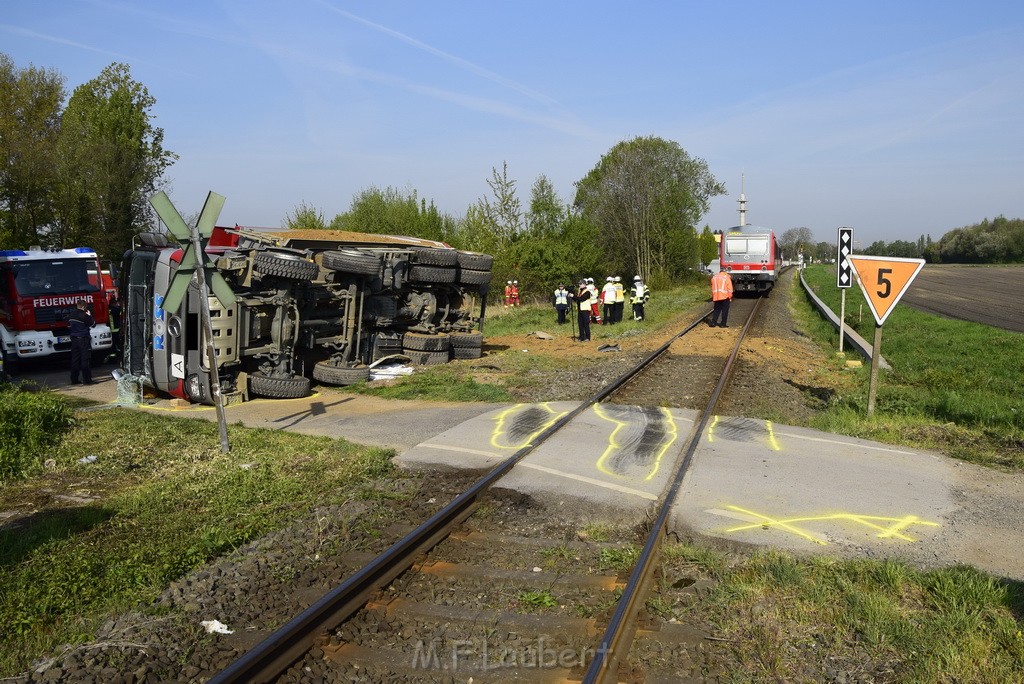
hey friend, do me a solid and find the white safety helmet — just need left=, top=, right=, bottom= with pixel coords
left=634, top=275, right=641, bottom=281
left=614, top=276, right=621, bottom=282
left=513, top=280, right=518, bottom=284
left=507, top=280, right=512, bottom=284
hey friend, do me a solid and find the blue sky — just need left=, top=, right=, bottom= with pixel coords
left=4, top=1, right=1023, bottom=246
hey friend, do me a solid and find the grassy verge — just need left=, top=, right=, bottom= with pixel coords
left=661, top=543, right=1024, bottom=682
left=797, top=265, right=1024, bottom=470
left=349, top=283, right=710, bottom=402
left=0, top=405, right=401, bottom=676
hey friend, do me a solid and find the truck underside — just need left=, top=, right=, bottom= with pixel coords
left=120, top=227, right=492, bottom=404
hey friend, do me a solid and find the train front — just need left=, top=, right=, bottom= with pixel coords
left=720, top=226, right=779, bottom=293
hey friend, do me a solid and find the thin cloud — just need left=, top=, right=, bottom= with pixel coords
left=0, top=24, right=134, bottom=62
left=311, top=0, right=563, bottom=109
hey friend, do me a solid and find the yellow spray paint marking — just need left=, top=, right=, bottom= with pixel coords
left=723, top=505, right=939, bottom=545
left=707, top=415, right=720, bottom=442
left=489, top=403, right=569, bottom=450
left=593, top=405, right=679, bottom=481
left=764, top=420, right=780, bottom=451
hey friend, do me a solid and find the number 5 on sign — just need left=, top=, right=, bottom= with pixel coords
left=847, top=255, right=925, bottom=415
left=848, top=256, right=925, bottom=325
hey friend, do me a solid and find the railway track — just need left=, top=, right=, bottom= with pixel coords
left=210, top=294, right=767, bottom=683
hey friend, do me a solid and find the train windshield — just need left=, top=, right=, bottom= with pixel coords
left=725, top=237, right=769, bottom=256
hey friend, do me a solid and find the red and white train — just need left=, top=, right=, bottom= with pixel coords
left=719, top=224, right=782, bottom=293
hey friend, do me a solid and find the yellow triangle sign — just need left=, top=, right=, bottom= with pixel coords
left=848, top=255, right=925, bottom=325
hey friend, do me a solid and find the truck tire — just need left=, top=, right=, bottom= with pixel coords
left=248, top=373, right=311, bottom=399
left=253, top=251, right=318, bottom=281
left=411, top=247, right=458, bottom=267
left=402, top=332, right=450, bottom=352
left=321, top=249, right=382, bottom=276
left=451, top=345, right=483, bottom=360
left=408, top=265, right=457, bottom=284
left=404, top=349, right=449, bottom=365
left=312, top=362, right=371, bottom=386
left=449, top=331, right=484, bottom=349
left=457, top=268, right=492, bottom=286
left=456, top=250, right=493, bottom=270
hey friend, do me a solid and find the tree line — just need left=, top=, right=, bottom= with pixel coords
left=287, top=139, right=726, bottom=302
left=0, top=55, right=174, bottom=260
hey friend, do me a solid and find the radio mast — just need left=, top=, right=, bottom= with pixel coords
left=737, top=173, right=748, bottom=227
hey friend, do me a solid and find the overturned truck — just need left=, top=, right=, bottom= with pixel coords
left=119, top=226, right=492, bottom=404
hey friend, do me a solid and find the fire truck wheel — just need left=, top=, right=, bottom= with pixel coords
left=253, top=251, right=319, bottom=281
left=451, top=346, right=482, bottom=360
left=449, top=331, right=484, bottom=349
left=248, top=373, right=311, bottom=399
left=408, top=265, right=457, bottom=284
left=403, top=349, right=450, bottom=365
left=312, top=362, right=371, bottom=386
left=402, top=332, right=451, bottom=352
left=321, top=249, right=382, bottom=276
left=457, top=268, right=492, bottom=285
left=411, top=246, right=459, bottom=267
left=456, top=250, right=494, bottom=270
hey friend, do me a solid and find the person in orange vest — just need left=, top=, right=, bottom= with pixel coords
left=709, top=267, right=734, bottom=328
left=510, top=280, right=521, bottom=306
left=504, top=281, right=514, bottom=307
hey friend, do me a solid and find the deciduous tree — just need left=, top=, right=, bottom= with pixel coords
left=53, top=63, right=176, bottom=258
left=573, top=137, right=724, bottom=282
left=0, top=54, right=65, bottom=247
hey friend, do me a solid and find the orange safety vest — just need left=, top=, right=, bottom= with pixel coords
left=711, top=272, right=733, bottom=301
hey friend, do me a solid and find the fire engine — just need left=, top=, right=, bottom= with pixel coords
left=118, top=226, right=492, bottom=405
left=0, top=246, right=114, bottom=373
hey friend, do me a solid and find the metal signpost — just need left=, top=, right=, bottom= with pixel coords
left=836, top=228, right=853, bottom=353
left=149, top=191, right=237, bottom=453
left=848, top=255, right=925, bottom=416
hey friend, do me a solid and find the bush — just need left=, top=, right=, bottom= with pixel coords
left=0, top=386, right=75, bottom=482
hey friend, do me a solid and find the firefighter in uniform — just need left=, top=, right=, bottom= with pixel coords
left=67, top=300, right=95, bottom=384
left=510, top=280, right=521, bottom=306
left=709, top=267, right=734, bottom=328
left=586, top=278, right=601, bottom=324
left=575, top=280, right=593, bottom=341
left=601, top=277, right=616, bottom=325
left=553, top=284, right=570, bottom=324
left=504, top=281, right=514, bottom=307
left=613, top=276, right=625, bottom=323
left=630, top=275, right=648, bottom=321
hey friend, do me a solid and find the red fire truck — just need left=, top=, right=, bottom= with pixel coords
left=0, top=246, right=114, bottom=374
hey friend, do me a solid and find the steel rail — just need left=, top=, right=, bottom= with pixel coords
left=583, top=296, right=764, bottom=683
left=210, top=309, right=716, bottom=683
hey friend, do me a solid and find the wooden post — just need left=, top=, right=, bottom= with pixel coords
left=867, top=324, right=882, bottom=416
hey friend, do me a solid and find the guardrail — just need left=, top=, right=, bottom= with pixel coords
left=798, top=269, right=890, bottom=370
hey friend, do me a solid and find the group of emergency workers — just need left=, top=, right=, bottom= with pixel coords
left=551, top=275, right=649, bottom=342
left=503, top=280, right=521, bottom=307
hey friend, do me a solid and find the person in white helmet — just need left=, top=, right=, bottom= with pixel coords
left=510, top=280, right=520, bottom=306
left=612, top=276, right=625, bottom=323
left=504, top=281, right=514, bottom=307
left=585, top=278, right=601, bottom=324
left=601, top=277, right=616, bottom=325
left=630, top=275, right=648, bottom=321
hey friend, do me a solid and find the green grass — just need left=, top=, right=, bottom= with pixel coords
left=662, top=543, right=1024, bottom=683
left=344, top=364, right=515, bottom=402
left=0, top=407, right=402, bottom=676
left=798, top=265, right=1024, bottom=469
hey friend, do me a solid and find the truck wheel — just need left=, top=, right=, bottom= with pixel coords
left=312, top=362, right=371, bottom=386
left=450, top=331, right=484, bottom=348
left=411, top=247, right=459, bottom=267
left=321, top=249, right=382, bottom=276
left=404, top=350, right=449, bottom=365
left=248, top=373, right=311, bottom=399
left=253, top=251, right=318, bottom=281
left=408, top=265, right=457, bottom=284
left=456, top=250, right=493, bottom=270
left=451, top=346, right=483, bottom=360
left=402, top=332, right=450, bottom=352
left=457, top=268, right=492, bottom=286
